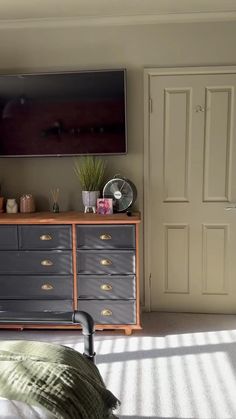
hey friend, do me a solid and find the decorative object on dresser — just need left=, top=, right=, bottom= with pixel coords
left=96, top=198, right=113, bottom=215
left=74, top=156, right=106, bottom=213
left=50, top=188, right=60, bottom=213
left=0, top=211, right=141, bottom=335
left=6, top=198, right=18, bottom=213
left=20, top=194, right=36, bottom=213
left=103, top=175, right=137, bottom=212
left=82, top=190, right=100, bottom=214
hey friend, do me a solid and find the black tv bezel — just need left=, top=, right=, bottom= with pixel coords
left=0, top=68, right=127, bottom=157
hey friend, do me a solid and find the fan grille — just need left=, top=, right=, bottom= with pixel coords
left=103, top=177, right=136, bottom=212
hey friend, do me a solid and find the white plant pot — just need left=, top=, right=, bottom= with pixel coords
left=82, top=191, right=100, bottom=213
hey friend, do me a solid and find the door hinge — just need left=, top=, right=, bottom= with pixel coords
left=149, top=272, right=152, bottom=289
left=149, top=98, right=153, bottom=114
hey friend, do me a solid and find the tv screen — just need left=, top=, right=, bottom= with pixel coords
left=0, top=69, right=127, bottom=156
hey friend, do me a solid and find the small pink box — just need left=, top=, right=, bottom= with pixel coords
left=96, top=198, right=113, bottom=215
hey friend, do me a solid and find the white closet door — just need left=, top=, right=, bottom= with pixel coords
left=148, top=70, right=236, bottom=312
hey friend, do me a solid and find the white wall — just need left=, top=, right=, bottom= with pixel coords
left=0, top=20, right=236, bottom=302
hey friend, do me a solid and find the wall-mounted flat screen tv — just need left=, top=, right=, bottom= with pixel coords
left=0, top=69, right=127, bottom=156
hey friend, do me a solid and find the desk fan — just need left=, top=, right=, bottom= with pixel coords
left=103, top=175, right=137, bottom=212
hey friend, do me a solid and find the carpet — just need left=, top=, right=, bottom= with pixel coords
left=1, top=312, right=236, bottom=419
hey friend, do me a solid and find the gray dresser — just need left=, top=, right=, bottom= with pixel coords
left=0, top=212, right=141, bottom=335
left=77, top=225, right=136, bottom=327
left=0, top=225, right=73, bottom=312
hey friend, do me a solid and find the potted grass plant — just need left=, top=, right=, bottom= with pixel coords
left=74, top=156, right=106, bottom=213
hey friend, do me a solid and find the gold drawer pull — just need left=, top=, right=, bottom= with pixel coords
left=41, top=283, right=54, bottom=291
left=100, top=259, right=112, bottom=266
left=99, top=233, right=112, bottom=241
left=40, top=234, right=52, bottom=241
left=101, top=309, right=112, bottom=317
left=41, top=259, right=53, bottom=266
left=100, top=284, right=113, bottom=291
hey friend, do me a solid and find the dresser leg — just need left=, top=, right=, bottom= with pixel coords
left=124, top=328, right=132, bottom=336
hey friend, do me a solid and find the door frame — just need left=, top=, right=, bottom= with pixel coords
left=143, top=65, right=236, bottom=312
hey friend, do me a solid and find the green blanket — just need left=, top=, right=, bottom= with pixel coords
left=0, top=340, right=120, bottom=419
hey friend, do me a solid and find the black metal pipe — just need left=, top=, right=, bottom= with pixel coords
left=72, top=310, right=96, bottom=363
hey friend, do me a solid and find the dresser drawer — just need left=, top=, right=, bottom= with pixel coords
left=77, top=225, right=135, bottom=249
left=0, top=226, right=18, bottom=250
left=78, top=275, right=136, bottom=299
left=78, top=300, right=136, bottom=324
left=0, top=299, right=73, bottom=311
left=0, top=251, right=72, bottom=274
left=0, top=275, right=73, bottom=299
left=77, top=250, right=135, bottom=274
left=19, top=225, right=72, bottom=250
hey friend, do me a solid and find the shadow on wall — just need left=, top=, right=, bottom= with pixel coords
left=34, top=194, right=50, bottom=211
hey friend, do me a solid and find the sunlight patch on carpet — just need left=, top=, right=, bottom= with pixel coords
left=97, top=330, right=236, bottom=418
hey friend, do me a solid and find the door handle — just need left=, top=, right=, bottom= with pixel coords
left=41, top=259, right=54, bottom=266
left=225, top=204, right=236, bottom=210
left=195, top=105, right=205, bottom=113
left=40, top=234, right=53, bottom=241
left=100, top=259, right=112, bottom=266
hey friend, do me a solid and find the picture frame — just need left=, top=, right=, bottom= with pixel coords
left=96, top=198, right=113, bottom=215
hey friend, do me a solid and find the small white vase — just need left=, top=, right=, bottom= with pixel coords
left=6, top=198, right=18, bottom=213
left=82, top=191, right=100, bottom=213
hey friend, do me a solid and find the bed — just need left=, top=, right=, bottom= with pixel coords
left=0, top=311, right=120, bottom=419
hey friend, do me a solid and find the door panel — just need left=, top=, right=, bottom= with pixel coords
left=164, top=224, right=189, bottom=294
left=163, top=88, right=191, bottom=202
left=149, top=72, right=236, bottom=313
left=203, top=87, right=233, bottom=201
left=202, top=224, right=228, bottom=295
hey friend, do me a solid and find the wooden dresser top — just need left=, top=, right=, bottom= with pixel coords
left=0, top=211, right=141, bottom=225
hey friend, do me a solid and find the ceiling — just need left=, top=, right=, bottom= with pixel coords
left=0, top=0, right=236, bottom=27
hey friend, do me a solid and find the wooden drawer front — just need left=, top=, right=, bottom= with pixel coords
left=78, top=275, right=136, bottom=299
left=0, top=299, right=73, bottom=312
left=0, top=251, right=72, bottom=274
left=0, top=276, right=73, bottom=299
left=77, top=225, right=135, bottom=249
left=77, top=250, right=135, bottom=274
left=0, top=226, right=18, bottom=250
left=19, top=225, right=72, bottom=250
left=78, top=300, right=136, bottom=324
